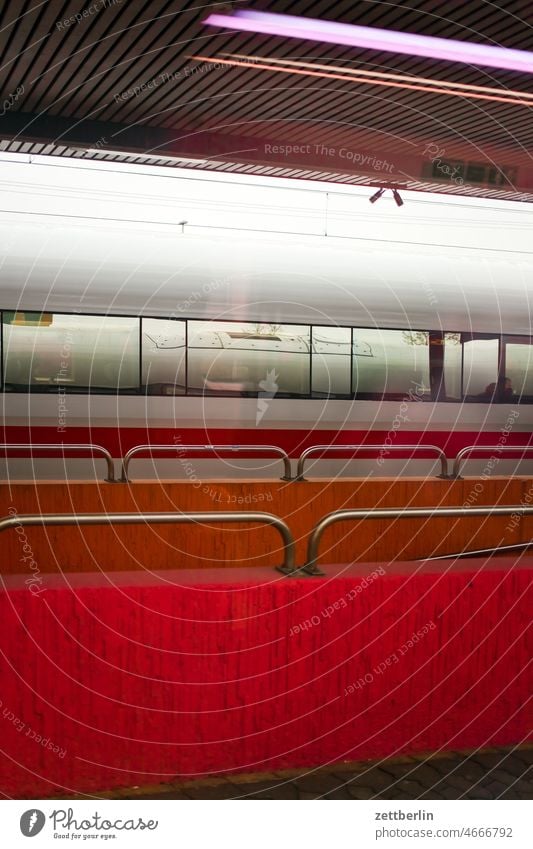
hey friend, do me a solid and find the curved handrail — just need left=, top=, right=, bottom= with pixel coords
left=0, top=443, right=115, bottom=482
left=120, top=444, right=292, bottom=482
left=296, top=444, right=449, bottom=480
left=452, top=445, right=533, bottom=478
left=303, top=505, right=533, bottom=576
left=0, top=511, right=296, bottom=574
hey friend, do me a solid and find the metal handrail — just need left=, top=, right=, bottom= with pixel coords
left=0, top=443, right=115, bottom=482
left=452, top=445, right=533, bottom=478
left=296, top=444, right=449, bottom=480
left=302, top=505, right=533, bottom=576
left=0, top=511, right=296, bottom=574
left=120, top=444, right=293, bottom=482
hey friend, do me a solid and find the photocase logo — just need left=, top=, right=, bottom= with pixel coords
left=256, top=368, right=279, bottom=424
left=20, top=809, right=46, bottom=837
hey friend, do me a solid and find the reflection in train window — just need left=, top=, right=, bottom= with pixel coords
left=352, top=329, right=431, bottom=396
left=312, top=327, right=351, bottom=396
left=2, top=312, right=140, bottom=391
left=187, top=321, right=310, bottom=395
left=504, top=341, right=533, bottom=398
left=142, top=318, right=186, bottom=395
left=2, top=309, right=533, bottom=403
left=462, top=337, right=499, bottom=398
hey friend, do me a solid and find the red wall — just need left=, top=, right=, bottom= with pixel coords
left=0, top=561, right=531, bottom=798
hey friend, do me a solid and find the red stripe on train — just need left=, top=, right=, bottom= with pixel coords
left=1, top=426, right=532, bottom=457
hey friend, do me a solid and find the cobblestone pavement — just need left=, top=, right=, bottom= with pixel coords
left=81, top=746, right=532, bottom=800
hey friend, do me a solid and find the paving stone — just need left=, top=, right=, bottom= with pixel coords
left=331, top=770, right=363, bottom=783
left=127, top=790, right=192, bottom=800
left=293, top=774, right=345, bottom=795
left=347, top=786, right=376, bottom=800
left=185, top=785, right=246, bottom=800
left=238, top=782, right=300, bottom=800
left=442, top=775, right=480, bottom=794
left=98, top=745, right=533, bottom=801
left=510, top=778, right=533, bottom=796
left=383, top=791, right=413, bottom=800
left=454, top=760, right=490, bottom=782
left=487, top=768, right=527, bottom=787
left=319, top=788, right=354, bottom=800
left=408, top=764, right=446, bottom=785
left=464, top=787, right=494, bottom=800
left=514, top=749, right=533, bottom=766
left=438, top=787, right=463, bottom=799
left=360, top=769, right=398, bottom=790
left=426, top=757, right=468, bottom=776
left=483, top=781, right=511, bottom=798
left=230, top=771, right=280, bottom=784
left=395, top=778, right=431, bottom=797
left=497, top=788, right=521, bottom=800
left=232, top=781, right=297, bottom=799
left=471, top=753, right=515, bottom=770
left=381, top=763, right=421, bottom=778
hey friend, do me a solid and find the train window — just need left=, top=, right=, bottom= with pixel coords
left=352, top=329, right=431, bottom=397
left=462, top=337, right=499, bottom=399
left=142, top=318, right=186, bottom=395
left=504, top=341, right=533, bottom=398
left=187, top=321, right=310, bottom=395
left=442, top=333, right=462, bottom=400
left=2, top=312, right=140, bottom=392
left=312, top=327, right=351, bottom=396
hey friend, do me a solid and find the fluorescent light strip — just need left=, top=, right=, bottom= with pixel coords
left=84, top=148, right=208, bottom=165
left=191, top=54, right=533, bottom=106
left=224, top=52, right=533, bottom=102
left=205, top=10, right=533, bottom=74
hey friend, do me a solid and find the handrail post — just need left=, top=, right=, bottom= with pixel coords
left=0, top=511, right=296, bottom=575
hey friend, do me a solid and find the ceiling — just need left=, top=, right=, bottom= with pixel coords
left=1, top=0, right=532, bottom=201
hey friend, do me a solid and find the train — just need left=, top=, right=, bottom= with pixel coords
left=1, top=152, right=532, bottom=480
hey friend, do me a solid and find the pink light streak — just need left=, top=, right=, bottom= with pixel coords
left=191, top=54, right=533, bottom=107
left=204, top=10, right=533, bottom=75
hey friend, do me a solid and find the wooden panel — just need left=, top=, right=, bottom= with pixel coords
left=1, top=477, right=532, bottom=574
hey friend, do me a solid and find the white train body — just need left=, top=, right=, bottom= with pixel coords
left=1, top=154, right=532, bottom=480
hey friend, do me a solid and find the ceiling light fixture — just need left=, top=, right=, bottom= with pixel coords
left=392, top=189, right=404, bottom=207
left=369, top=186, right=404, bottom=205
left=204, top=10, right=533, bottom=74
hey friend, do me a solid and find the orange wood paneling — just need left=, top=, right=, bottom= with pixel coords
left=1, top=476, right=532, bottom=574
